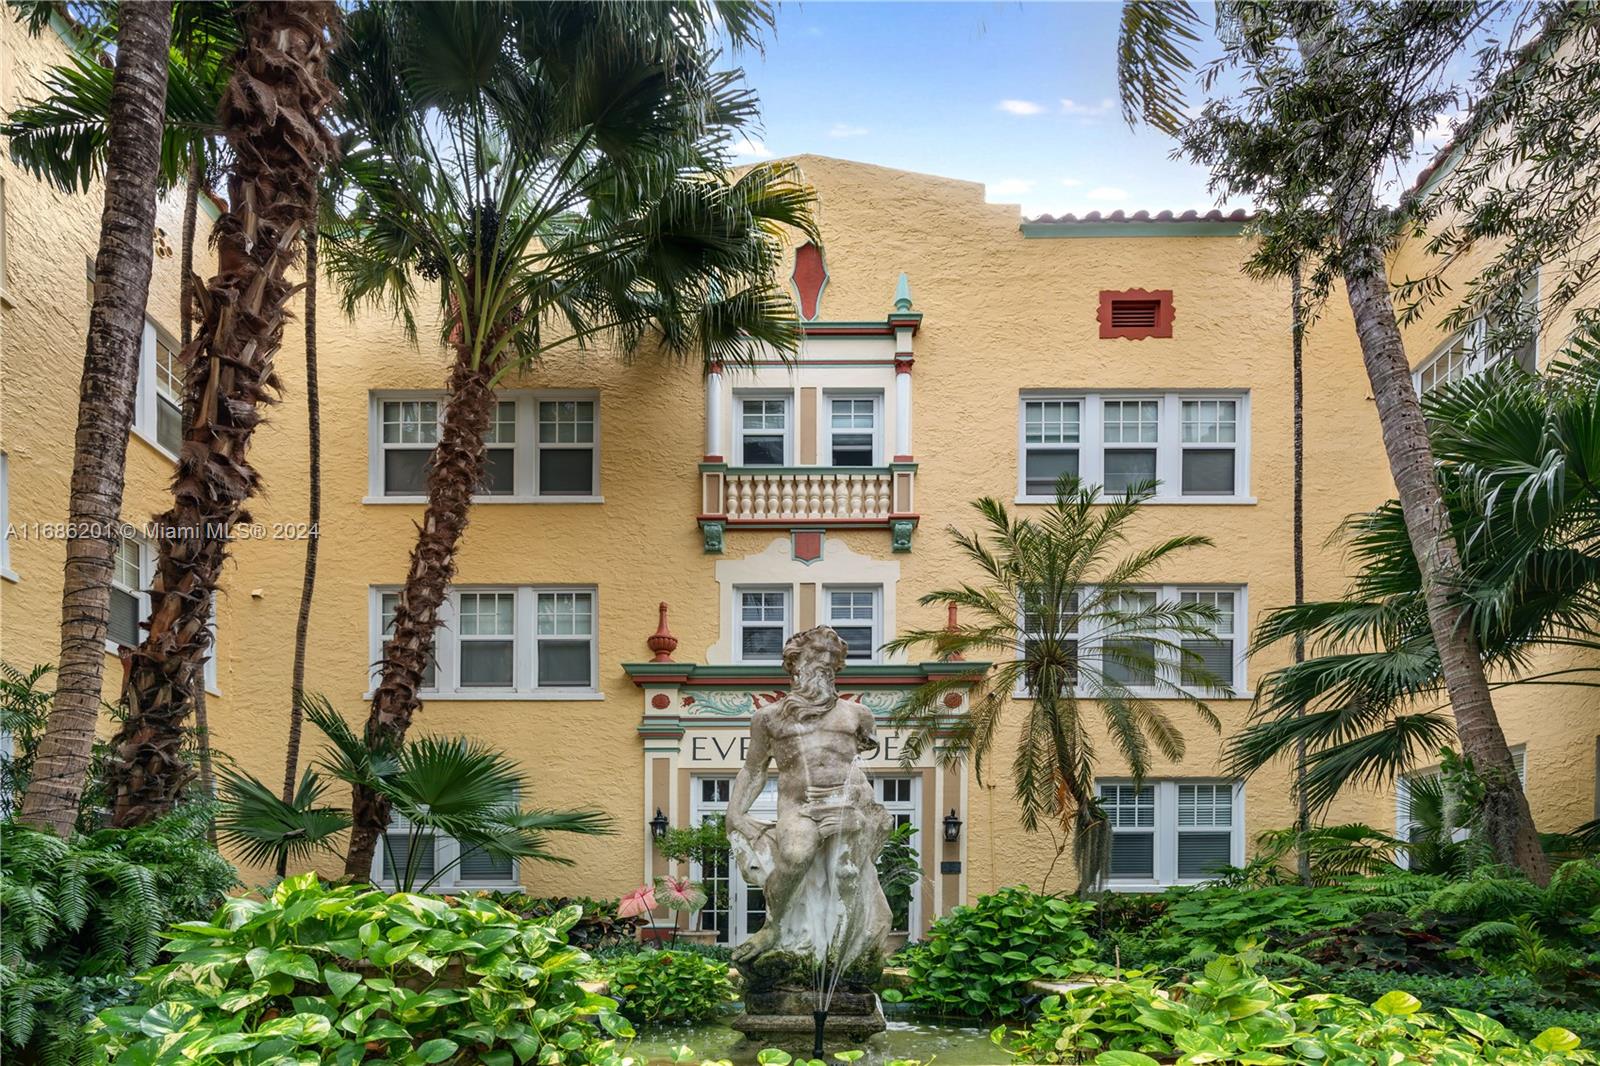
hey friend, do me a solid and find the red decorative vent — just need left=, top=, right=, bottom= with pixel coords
left=1099, top=288, right=1174, bottom=339
left=792, top=241, right=828, bottom=321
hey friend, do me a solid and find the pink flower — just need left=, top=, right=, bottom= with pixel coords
left=618, top=885, right=657, bottom=920
left=653, top=875, right=708, bottom=913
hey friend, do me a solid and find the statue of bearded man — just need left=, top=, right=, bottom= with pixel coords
left=725, top=626, right=893, bottom=972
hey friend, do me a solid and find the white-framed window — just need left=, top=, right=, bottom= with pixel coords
left=875, top=774, right=922, bottom=935
left=736, top=394, right=791, bottom=466
left=736, top=586, right=790, bottom=663
left=1397, top=746, right=1527, bottom=855
left=368, top=585, right=599, bottom=698
left=1017, top=392, right=1250, bottom=503
left=133, top=320, right=183, bottom=458
left=1019, top=588, right=1080, bottom=696
left=108, top=532, right=148, bottom=649
left=374, top=804, right=521, bottom=892
left=1022, top=398, right=1081, bottom=496
left=1178, top=589, right=1238, bottom=690
left=1017, top=584, right=1246, bottom=697
left=0, top=451, right=14, bottom=581
left=825, top=586, right=881, bottom=662
left=1414, top=279, right=1539, bottom=395
left=369, top=391, right=600, bottom=501
left=1099, top=779, right=1243, bottom=888
left=826, top=393, right=882, bottom=467
left=536, top=395, right=599, bottom=496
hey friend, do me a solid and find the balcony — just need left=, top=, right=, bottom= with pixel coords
left=698, top=463, right=918, bottom=552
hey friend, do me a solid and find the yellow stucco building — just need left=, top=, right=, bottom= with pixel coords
left=3, top=22, right=1596, bottom=947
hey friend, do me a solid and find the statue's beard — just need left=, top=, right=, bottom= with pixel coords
left=781, top=659, right=837, bottom=722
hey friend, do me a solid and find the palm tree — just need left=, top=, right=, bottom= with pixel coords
left=322, top=1, right=817, bottom=877
left=1229, top=337, right=1600, bottom=813
left=11, top=3, right=173, bottom=837
left=217, top=696, right=610, bottom=891
left=1115, top=0, right=1550, bottom=881
left=883, top=478, right=1227, bottom=893
left=105, top=0, right=340, bottom=828
left=283, top=227, right=322, bottom=802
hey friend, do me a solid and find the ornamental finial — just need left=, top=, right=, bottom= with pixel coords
left=943, top=603, right=964, bottom=661
left=647, top=602, right=679, bottom=663
left=894, top=272, right=913, bottom=312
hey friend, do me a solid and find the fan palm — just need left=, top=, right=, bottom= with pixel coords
left=1230, top=332, right=1600, bottom=811
left=323, top=1, right=816, bottom=877
left=883, top=478, right=1226, bottom=892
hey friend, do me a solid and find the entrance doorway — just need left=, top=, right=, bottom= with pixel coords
left=689, top=773, right=922, bottom=945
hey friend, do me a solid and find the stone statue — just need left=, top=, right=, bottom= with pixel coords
left=726, top=626, right=892, bottom=1044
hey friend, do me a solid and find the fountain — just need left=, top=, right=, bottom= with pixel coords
left=723, top=627, right=893, bottom=1054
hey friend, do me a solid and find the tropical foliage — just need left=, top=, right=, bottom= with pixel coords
left=598, top=950, right=733, bottom=1024
left=1232, top=342, right=1600, bottom=812
left=88, top=874, right=637, bottom=1066
left=0, top=811, right=238, bottom=1066
left=884, top=480, right=1225, bottom=889
left=884, top=886, right=1100, bottom=1019
left=215, top=696, right=610, bottom=890
left=877, top=822, right=921, bottom=932
left=999, top=953, right=1593, bottom=1065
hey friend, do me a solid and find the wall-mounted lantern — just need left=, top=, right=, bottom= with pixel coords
left=943, top=809, right=963, bottom=843
left=650, top=808, right=670, bottom=841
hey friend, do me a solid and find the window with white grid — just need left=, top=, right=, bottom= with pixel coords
left=370, top=586, right=598, bottom=697
left=108, top=533, right=146, bottom=648
left=1020, top=588, right=1080, bottom=695
left=371, top=391, right=600, bottom=500
left=737, top=395, right=790, bottom=466
left=1100, top=780, right=1242, bottom=887
left=132, top=320, right=183, bottom=459
left=1019, top=392, right=1249, bottom=503
left=1022, top=399, right=1081, bottom=497
left=376, top=794, right=520, bottom=891
left=825, top=586, right=880, bottom=662
left=827, top=394, right=881, bottom=467
left=1414, top=278, right=1539, bottom=395
left=737, top=587, right=790, bottom=662
left=1178, top=589, right=1237, bottom=689
left=1102, top=589, right=1158, bottom=688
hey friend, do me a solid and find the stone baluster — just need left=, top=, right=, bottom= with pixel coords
left=779, top=476, right=795, bottom=518
left=739, top=477, right=754, bottom=518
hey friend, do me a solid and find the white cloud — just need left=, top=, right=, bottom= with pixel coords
left=727, top=135, right=773, bottom=161
left=987, top=179, right=1036, bottom=200
left=828, top=123, right=869, bottom=138
left=1060, top=177, right=1084, bottom=188
left=997, top=99, right=1045, bottom=116
left=1060, top=97, right=1116, bottom=118
left=1086, top=185, right=1129, bottom=202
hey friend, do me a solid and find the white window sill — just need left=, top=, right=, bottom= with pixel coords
left=1015, top=495, right=1257, bottom=507
left=376, top=882, right=522, bottom=893
left=1, top=567, right=19, bottom=584
left=1015, top=688, right=1253, bottom=701
left=131, top=427, right=179, bottom=463
left=363, top=495, right=605, bottom=506
left=1104, top=880, right=1217, bottom=893
left=361, top=689, right=605, bottom=702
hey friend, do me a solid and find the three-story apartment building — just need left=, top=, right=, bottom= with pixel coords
left=3, top=15, right=1596, bottom=946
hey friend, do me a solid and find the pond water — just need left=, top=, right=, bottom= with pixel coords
left=627, top=1013, right=1004, bottom=1066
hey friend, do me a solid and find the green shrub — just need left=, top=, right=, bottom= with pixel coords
left=0, top=810, right=239, bottom=1066
left=599, top=949, right=733, bottom=1023
left=887, top=886, right=1099, bottom=1018
left=89, top=873, right=634, bottom=1066
left=488, top=894, right=638, bottom=951
left=999, top=953, right=1595, bottom=1064
left=1305, top=970, right=1600, bottom=1046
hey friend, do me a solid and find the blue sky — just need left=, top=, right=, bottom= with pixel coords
left=725, top=2, right=1458, bottom=219
left=724, top=2, right=1241, bottom=219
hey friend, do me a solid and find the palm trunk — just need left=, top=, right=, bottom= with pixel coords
left=343, top=340, right=502, bottom=877
left=17, top=3, right=173, bottom=837
left=1292, top=266, right=1310, bottom=887
left=105, top=0, right=338, bottom=828
left=179, top=162, right=217, bottom=817
left=1338, top=234, right=1550, bottom=885
left=284, top=227, right=321, bottom=800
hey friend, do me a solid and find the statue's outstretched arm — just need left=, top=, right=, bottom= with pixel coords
left=727, top=714, right=772, bottom=837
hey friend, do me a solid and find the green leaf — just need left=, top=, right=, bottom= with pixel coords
left=415, top=1038, right=460, bottom=1063
left=256, top=1014, right=333, bottom=1045
left=1531, top=1028, right=1581, bottom=1054
left=1095, top=1053, right=1161, bottom=1066
left=758, top=1050, right=794, bottom=1066
left=1371, top=990, right=1421, bottom=1016
left=325, top=967, right=363, bottom=1001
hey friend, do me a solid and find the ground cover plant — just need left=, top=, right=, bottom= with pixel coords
left=88, top=874, right=635, bottom=1066
left=883, top=886, right=1101, bottom=1018
left=598, top=949, right=734, bottom=1024
left=0, top=809, right=239, bottom=1066
left=998, top=953, right=1593, bottom=1065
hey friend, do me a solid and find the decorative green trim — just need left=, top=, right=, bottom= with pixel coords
left=702, top=464, right=911, bottom=476
left=888, top=461, right=919, bottom=474
left=1020, top=221, right=1248, bottom=239
left=699, top=519, right=725, bottom=554
left=894, top=273, right=914, bottom=312
left=890, top=518, right=916, bottom=553
left=624, top=661, right=991, bottom=685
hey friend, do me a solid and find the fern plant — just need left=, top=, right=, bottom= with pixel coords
left=0, top=814, right=238, bottom=1066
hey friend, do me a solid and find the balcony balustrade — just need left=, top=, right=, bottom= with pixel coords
left=698, top=463, right=917, bottom=552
